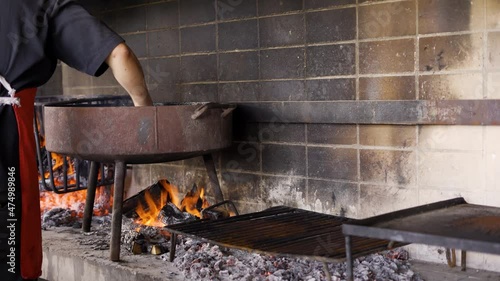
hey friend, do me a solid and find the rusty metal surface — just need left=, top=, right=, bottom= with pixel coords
left=111, top=161, right=126, bottom=261
left=236, top=100, right=500, bottom=125
left=343, top=198, right=500, bottom=255
left=202, top=154, right=225, bottom=204
left=82, top=161, right=99, bottom=232
left=166, top=206, right=396, bottom=261
left=43, top=98, right=234, bottom=164
left=36, top=95, right=119, bottom=192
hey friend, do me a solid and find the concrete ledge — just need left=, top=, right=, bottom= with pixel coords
left=40, top=228, right=500, bottom=281
left=411, top=260, right=500, bottom=281
left=235, top=100, right=500, bottom=125
left=41, top=228, right=183, bottom=281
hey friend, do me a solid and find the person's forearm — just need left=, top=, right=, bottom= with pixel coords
left=106, top=43, right=153, bottom=106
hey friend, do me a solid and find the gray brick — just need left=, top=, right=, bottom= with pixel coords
left=258, top=0, right=303, bottom=15
left=262, top=144, right=306, bottom=176
left=218, top=51, right=259, bottom=81
left=260, top=14, right=305, bottom=47
left=307, top=45, right=355, bottom=77
left=306, top=8, right=356, bottom=43
left=180, top=0, right=216, bottom=25
left=181, top=25, right=216, bottom=53
left=180, top=54, right=217, bottom=82
left=308, top=147, right=357, bottom=181
left=218, top=20, right=258, bottom=51
left=261, top=48, right=305, bottom=79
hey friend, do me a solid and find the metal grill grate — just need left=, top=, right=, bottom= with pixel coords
left=166, top=206, right=397, bottom=261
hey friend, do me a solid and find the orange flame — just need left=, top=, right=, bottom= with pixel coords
left=40, top=186, right=113, bottom=217
left=134, top=180, right=210, bottom=227
left=37, top=133, right=82, bottom=186
left=180, top=185, right=210, bottom=218
left=50, top=153, right=77, bottom=185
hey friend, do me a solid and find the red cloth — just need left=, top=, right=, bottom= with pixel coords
left=12, top=88, right=42, bottom=279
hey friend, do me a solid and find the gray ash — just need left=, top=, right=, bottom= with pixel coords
left=42, top=208, right=79, bottom=229
left=171, top=237, right=422, bottom=281
left=42, top=212, right=424, bottom=281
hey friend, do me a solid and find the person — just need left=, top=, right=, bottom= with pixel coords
left=0, top=1, right=153, bottom=280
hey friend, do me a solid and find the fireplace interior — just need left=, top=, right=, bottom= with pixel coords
left=35, top=0, right=500, bottom=280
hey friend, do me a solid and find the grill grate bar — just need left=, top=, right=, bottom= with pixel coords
left=166, top=206, right=397, bottom=261
left=168, top=207, right=341, bottom=234
left=178, top=213, right=346, bottom=238
left=262, top=237, right=391, bottom=258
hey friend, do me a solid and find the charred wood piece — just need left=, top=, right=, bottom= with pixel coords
left=158, top=202, right=196, bottom=226
left=201, top=200, right=239, bottom=219
left=202, top=207, right=230, bottom=220
left=123, top=180, right=171, bottom=218
left=181, top=184, right=204, bottom=211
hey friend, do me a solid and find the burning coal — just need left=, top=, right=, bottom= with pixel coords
left=40, top=186, right=113, bottom=218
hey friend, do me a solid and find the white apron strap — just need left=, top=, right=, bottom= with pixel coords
left=0, top=75, right=20, bottom=106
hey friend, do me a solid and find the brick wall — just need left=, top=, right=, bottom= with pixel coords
left=39, top=0, right=500, bottom=271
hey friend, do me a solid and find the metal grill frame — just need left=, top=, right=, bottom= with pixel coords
left=342, top=197, right=500, bottom=281
left=35, top=95, right=119, bottom=193
left=165, top=206, right=398, bottom=263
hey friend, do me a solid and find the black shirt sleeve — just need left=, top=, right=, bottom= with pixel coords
left=48, top=0, right=124, bottom=77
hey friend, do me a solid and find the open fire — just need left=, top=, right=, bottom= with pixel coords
left=38, top=176, right=423, bottom=281
left=36, top=126, right=114, bottom=194
left=39, top=152, right=75, bottom=186
left=134, top=180, right=210, bottom=228
left=40, top=186, right=112, bottom=217
left=40, top=178, right=213, bottom=230
left=37, top=130, right=76, bottom=187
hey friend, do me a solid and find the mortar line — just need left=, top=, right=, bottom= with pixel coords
left=302, top=0, right=309, bottom=205
left=123, top=28, right=488, bottom=43
left=144, top=2, right=151, bottom=87
left=303, top=2, right=308, bottom=99
left=483, top=0, right=488, bottom=99
left=418, top=69, right=484, bottom=76
left=177, top=1, right=182, bottom=101
left=355, top=0, right=360, bottom=101
left=256, top=0, right=264, bottom=183
left=154, top=106, right=159, bottom=150
left=355, top=0, right=361, bottom=218
left=235, top=140, right=418, bottom=151
left=122, top=29, right=484, bottom=42
left=256, top=0, right=261, bottom=82
left=482, top=0, right=488, bottom=200
left=215, top=0, right=220, bottom=103
left=214, top=169, right=417, bottom=189
left=414, top=0, right=420, bottom=207
left=415, top=0, right=420, bottom=100
left=102, top=0, right=410, bottom=15
left=482, top=120, right=487, bottom=198
left=418, top=30, right=484, bottom=38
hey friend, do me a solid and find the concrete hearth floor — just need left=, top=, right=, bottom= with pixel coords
left=40, top=227, right=183, bottom=281
left=40, top=228, right=500, bottom=281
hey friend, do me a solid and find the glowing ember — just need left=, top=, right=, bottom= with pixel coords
left=40, top=186, right=113, bottom=218
left=135, top=180, right=210, bottom=227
